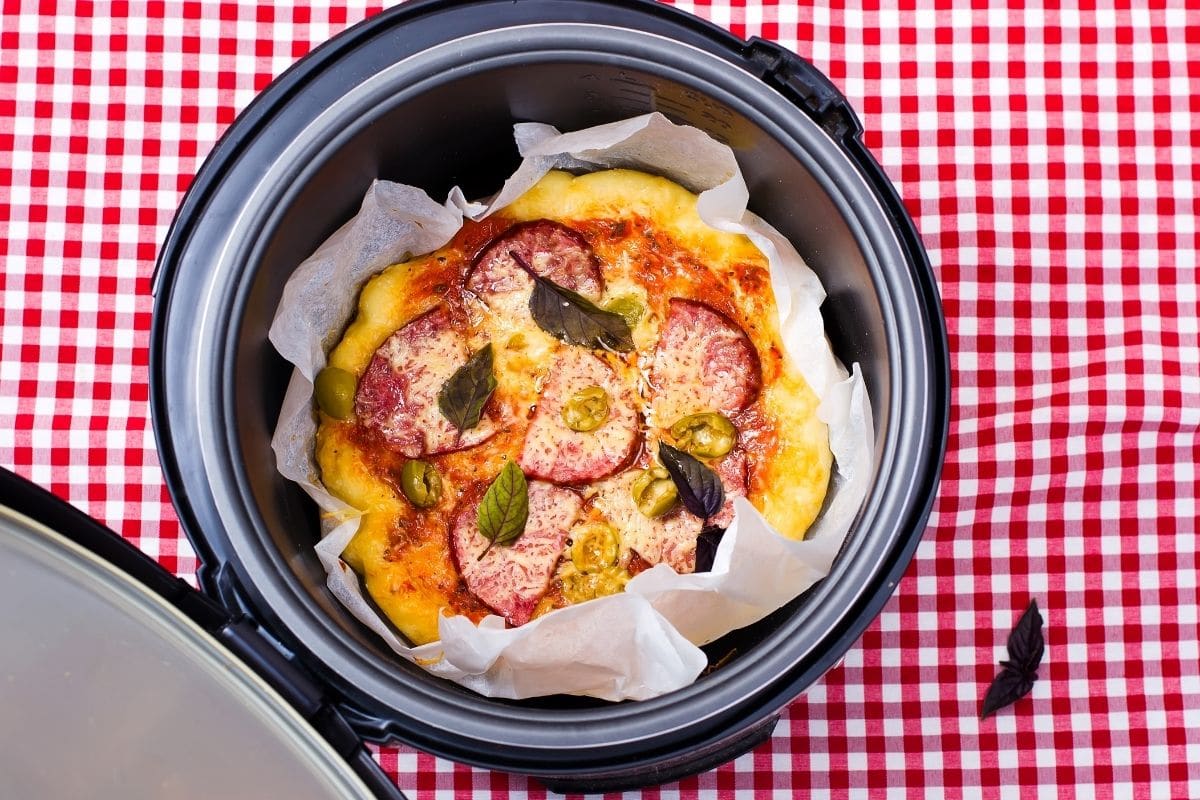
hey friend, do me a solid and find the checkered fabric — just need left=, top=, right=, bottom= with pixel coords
left=2, top=1, right=1198, bottom=797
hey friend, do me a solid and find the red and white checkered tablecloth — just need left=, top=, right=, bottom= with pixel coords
left=3, top=0, right=1199, bottom=797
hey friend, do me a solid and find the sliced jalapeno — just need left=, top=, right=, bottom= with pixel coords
left=314, top=366, right=357, bottom=420
left=669, top=412, right=737, bottom=459
left=561, top=385, right=610, bottom=432
left=603, top=295, right=646, bottom=328
left=630, top=466, right=666, bottom=501
left=570, top=522, right=620, bottom=573
left=561, top=565, right=630, bottom=603
left=399, top=459, right=442, bottom=509
left=630, top=466, right=678, bottom=518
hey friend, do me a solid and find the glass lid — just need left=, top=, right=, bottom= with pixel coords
left=0, top=505, right=376, bottom=800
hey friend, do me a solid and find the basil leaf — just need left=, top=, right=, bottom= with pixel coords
left=980, top=666, right=1036, bottom=720
left=979, top=599, right=1044, bottom=719
left=1006, top=598, right=1045, bottom=673
left=476, top=461, right=529, bottom=559
left=510, top=250, right=633, bottom=351
left=658, top=442, right=724, bottom=520
left=694, top=525, right=725, bottom=573
left=438, top=343, right=497, bottom=433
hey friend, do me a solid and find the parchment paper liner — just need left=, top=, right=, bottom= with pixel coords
left=269, top=113, right=874, bottom=701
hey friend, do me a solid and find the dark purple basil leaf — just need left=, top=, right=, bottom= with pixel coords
left=980, top=665, right=1036, bottom=719
left=658, top=442, right=724, bottom=520
left=980, top=598, right=1045, bottom=720
left=694, top=525, right=725, bottom=573
left=511, top=250, right=633, bottom=351
left=1006, top=599, right=1045, bottom=674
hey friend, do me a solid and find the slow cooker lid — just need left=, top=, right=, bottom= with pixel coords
left=0, top=472, right=395, bottom=800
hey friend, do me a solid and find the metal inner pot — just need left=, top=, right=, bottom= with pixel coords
left=152, top=1, right=947, bottom=785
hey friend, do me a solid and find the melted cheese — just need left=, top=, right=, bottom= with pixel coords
left=591, top=470, right=700, bottom=573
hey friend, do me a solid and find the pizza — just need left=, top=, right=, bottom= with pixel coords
left=314, top=168, right=832, bottom=646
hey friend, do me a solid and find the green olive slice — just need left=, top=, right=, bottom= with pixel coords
left=561, top=385, right=610, bottom=432
left=636, top=479, right=679, bottom=519
left=399, top=459, right=442, bottom=509
left=669, top=412, right=737, bottom=459
left=603, top=295, right=646, bottom=328
left=314, top=366, right=357, bottom=420
left=570, top=522, right=621, bottom=573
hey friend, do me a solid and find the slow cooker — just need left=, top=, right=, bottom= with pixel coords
left=143, top=0, right=948, bottom=792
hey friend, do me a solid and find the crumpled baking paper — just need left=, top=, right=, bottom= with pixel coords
left=268, top=113, right=874, bottom=701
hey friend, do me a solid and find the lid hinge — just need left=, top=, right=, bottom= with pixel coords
left=171, top=582, right=234, bottom=632
left=216, top=618, right=406, bottom=796
left=201, top=568, right=377, bottom=758
left=745, top=38, right=863, bottom=141
left=218, top=618, right=326, bottom=717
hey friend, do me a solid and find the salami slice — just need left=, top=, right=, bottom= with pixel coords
left=450, top=480, right=582, bottom=626
left=519, top=349, right=640, bottom=484
left=649, top=299, right=761, bottom=426
left=354, top=306, right=496, bottom=458
left=467, top=220, right=604, bottom=302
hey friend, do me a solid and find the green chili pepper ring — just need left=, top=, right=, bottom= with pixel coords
left=669, top=412, right=737, bottom=459
left=562, top=385, right=611, bottom=432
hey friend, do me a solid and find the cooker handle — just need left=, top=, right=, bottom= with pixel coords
left=743, top=38, right=864, bottom=142
left=745, top=37, right=943, bottom=382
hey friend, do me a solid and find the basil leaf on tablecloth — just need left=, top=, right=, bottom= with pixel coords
left=1006, top=597, right=1046, bottom=672
left=980, top=599, right=1044, bottom=719
left=511, top=250, right=633, bottom=351
left=694, top=525, right=725, bottom=573
left=980, top=666, right=1037, bottom=720
left=658, top=442, right=724, bottom=520
left=438, top=343, right=497, bottom=433
left=476, top=461, right=528, bottom=560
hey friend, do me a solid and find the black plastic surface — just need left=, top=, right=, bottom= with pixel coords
left=539, top=714, right=780, bottom=794
left=151, top=0, right=948, bottom=789
left=746, top=38, right=864, bottom=140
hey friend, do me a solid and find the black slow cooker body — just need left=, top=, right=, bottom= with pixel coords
left=151, top=0, right=948, bottom=792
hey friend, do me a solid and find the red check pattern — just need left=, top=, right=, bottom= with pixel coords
left=2, top=1, right=1198, bottom=797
